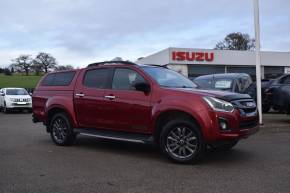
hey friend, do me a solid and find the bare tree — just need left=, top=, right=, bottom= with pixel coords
left=11, top=55, right=33, bottom=76
left=215, top=32, right=255, bottom=50
left=34, top=52, right=57, bottom=73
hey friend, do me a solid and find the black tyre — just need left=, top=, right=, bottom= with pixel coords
left=49, top=113, right=76, bottom=146
left=160, top=119, right=205, bottom=164
left=3, top=103, right=9, bottom=114
left=262, top=104, right=271, bottom=113
left=26, top=109, right=33, bottom=113
left=209, top=140, right=238, bottom=151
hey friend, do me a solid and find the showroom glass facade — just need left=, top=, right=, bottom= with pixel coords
left=188, top=65, right=226, bottom=80
left=188, top=65, right=284, bottom=81
left=264, top=66, right=284, bottom=79
left=227, top=66, right=256, bottom=81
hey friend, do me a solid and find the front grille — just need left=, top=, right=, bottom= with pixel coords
left=12, top=103, right=30, bottom=106
left=231, top=99, right=257, bottom=117
left=239, top=119, right=258, bottom=129
left=13, top=98, right=30, bottom=102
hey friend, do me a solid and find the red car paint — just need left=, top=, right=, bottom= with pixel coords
left=32, top=64, right=258, bottom=145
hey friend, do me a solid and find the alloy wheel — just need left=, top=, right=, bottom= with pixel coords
left=52, top=118, right=68, bottom=144
left=166, top=127, right=198, bottom=159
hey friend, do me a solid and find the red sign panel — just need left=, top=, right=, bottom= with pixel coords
left=172, top=51, right=214, bottom=62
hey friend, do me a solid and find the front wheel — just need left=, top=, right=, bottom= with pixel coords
left=160, top=119, right=205, bottom=164
left=49, top=113, right=76, bottom=146
left=262, top=104, right=271, bottom=113
left=3, top=103, right=9, bottom=114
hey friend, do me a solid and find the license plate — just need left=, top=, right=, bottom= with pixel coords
left=17, top=102, right=27, bottom=105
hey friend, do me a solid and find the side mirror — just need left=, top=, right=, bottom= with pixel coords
left=0, top=93, right=5, bottom=96
left=29, top=92, right=33, bottom=96
left=134, top=82, right=151, bottom=93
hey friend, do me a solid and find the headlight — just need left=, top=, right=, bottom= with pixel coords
left=203, top=96, right=234, bottom=113
left=10, top=98, right=16, bottom=102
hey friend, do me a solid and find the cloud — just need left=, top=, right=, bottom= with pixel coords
left=0, top=0, right=290, bottom=67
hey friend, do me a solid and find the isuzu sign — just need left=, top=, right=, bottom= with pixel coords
left=172, top=51, right=214, bottom=62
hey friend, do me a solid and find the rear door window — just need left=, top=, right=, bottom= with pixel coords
left=41, top=71, right=75, bottom=86
left=83, top=68, right=110, bottom=89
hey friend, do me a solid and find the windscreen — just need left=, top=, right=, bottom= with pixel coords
left=195, top=76, right=233, bottom=91
left=6, top=89, right=29, bottom=95
left=142, top=66, right=196, bottom=88
left=194, top=78, right=213, bottom=89
left=214, top=79, right=233, bottom=90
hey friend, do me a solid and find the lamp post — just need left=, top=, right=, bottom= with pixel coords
left=253, top=0, right=263, bottom=124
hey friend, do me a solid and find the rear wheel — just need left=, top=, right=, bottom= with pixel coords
left=160, top=119, right=205, bottom=164
left=49, top=113, right=76, bottom=146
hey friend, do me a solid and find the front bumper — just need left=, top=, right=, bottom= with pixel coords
left=218, top=122, right=259, bottom=139
left=6, top=101, right=32, bottom=110
left=198, top=108, right=259, bottom=143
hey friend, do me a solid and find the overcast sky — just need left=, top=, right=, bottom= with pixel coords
left=0, top=0, right=289, bottom=68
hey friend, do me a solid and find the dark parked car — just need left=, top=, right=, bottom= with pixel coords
left=193, top=73, right=253, bottom=94
left=32, top=61, right=258, bottom=164
left=244, top=79, right=275, bottom=113
left=194, top=73, right=271, bottom=113
left=263, top=74, right=290, bottom=114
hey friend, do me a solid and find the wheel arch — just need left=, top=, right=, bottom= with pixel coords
left=153, top=110, right=203, bottom=144
left=46, top=106, right=76, bottom=132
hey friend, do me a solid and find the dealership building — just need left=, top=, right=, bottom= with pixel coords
left=137, top=48, right=290, bottom=80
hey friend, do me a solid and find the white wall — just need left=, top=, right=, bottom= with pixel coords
left=261, top=51, right=290, bottom=66
left=136, top=48, right=169, bottom=66
left=137, top=47, right=290, bottom=67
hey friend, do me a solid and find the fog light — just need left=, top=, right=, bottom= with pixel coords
left=218, top=118, right=229, bottom=131
left=220, top=122, right=227, bottom=130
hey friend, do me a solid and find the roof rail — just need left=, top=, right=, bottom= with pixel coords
left=144, top=64, right=168, bottom=68
left=87, top=61, right=137, bottom=68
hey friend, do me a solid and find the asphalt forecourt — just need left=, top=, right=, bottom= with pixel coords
left=0, top=112, right=290, bottom=193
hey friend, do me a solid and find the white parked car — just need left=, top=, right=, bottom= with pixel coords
left=0, top=88, right=32, bottom=113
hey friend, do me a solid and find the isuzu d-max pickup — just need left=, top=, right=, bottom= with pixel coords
left=32, top=61, right=258, bottom=163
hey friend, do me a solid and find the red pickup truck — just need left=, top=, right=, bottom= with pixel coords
left=32, top=61, right=258, bottom=163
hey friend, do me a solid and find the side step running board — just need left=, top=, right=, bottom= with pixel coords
left=74, top=128, right=154, bottom=144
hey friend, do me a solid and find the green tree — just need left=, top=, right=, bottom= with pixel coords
left=215, top=32, right=255, bottom=50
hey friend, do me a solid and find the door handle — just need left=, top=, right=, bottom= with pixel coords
left=75, top=93, right=85, bottom=97
left=104, top=95, right=116, bottom=100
